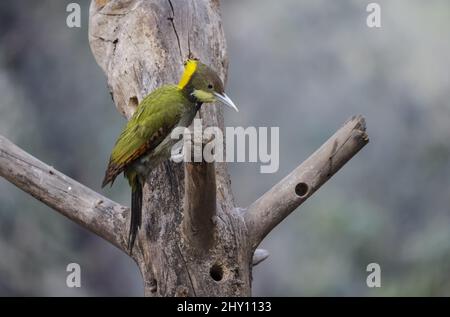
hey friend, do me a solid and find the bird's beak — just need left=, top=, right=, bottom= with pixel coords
left=214, top=92, right=239, bottom=112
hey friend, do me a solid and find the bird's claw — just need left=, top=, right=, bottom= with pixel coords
left=170, top=143, right=184, bottom=163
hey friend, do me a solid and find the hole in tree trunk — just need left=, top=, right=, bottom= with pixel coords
left=210, top=263, right=224, bottom=281
left=150, top=279, right=157, bottom=293
left=128, top=96, right=139, bottom=112
left=295, top=182, right=309, bottom=198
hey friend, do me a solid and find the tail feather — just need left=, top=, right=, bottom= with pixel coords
left=128, top=179, right=142, bottom=254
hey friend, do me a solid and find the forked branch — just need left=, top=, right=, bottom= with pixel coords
left=0, top=0, right=369, bottom=297
left=0, top=135, right=128, bottom=250
left=244, top=115, right=369, bottom=249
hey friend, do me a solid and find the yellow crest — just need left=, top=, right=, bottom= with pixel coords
left=178, top=59, right=198, bottom=89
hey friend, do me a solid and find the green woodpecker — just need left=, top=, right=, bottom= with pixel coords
left=102, top=60, right=238, bottom=253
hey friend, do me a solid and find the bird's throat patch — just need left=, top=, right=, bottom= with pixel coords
left=178, top=59, right=198, bottom=89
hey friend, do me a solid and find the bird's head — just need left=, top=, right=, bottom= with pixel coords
left=178, top=59, right=239, bottom=112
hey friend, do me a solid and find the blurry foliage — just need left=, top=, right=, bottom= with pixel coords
left=0, top=0, right=449, bottom=296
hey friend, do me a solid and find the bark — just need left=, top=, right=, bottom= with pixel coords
left=89, top=0, right=249, bottom=297
left=0, top=0, right=369, bottom=297
left=0, top=136, right=128, bottom=250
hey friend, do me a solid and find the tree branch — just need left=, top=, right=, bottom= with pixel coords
left=252, top=249, right=270, bottom=266
left=244, top=115, right=369, bottom=248
left=0, top=135, right=128, bottom=251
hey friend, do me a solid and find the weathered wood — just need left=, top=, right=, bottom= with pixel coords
left=244, top=116, right=369, bottom=249
left=0, top=0, right=369, bottom=298
left=89, top=0, right=250, bottom=296
left=183, top=160, right=217, bottom=253
left=252, top=249, right=270, bottom=266
left=0, top=135, right=128, bottom=250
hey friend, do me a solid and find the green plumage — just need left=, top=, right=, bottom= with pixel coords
left=102, top=85, right=195, bottom=187
left=102, top=60, right=236, bottom=254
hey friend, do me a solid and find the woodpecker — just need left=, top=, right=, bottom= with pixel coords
left=102, top=60, right=238, bottom=253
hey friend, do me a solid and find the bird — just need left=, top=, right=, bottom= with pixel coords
left=102, top=59, right=238, bottom=254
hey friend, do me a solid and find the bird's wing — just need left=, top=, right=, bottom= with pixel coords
left=102, top=86, right=186, bottom=187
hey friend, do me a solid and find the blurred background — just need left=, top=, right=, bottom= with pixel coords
left=0, top=0, right=449, bottom=296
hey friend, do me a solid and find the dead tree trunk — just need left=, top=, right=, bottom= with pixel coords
left=0, top=0, right=369, bottom=296
left=88, top=0, right=247, bottom=296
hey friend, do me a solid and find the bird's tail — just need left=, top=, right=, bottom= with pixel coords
left=126, top=171, right=142, bottom=254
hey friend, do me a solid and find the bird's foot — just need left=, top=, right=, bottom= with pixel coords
left=170, top=142, right=184, bottom=163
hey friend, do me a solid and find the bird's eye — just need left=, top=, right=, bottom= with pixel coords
left=208, top=84, right=213, bottom=89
